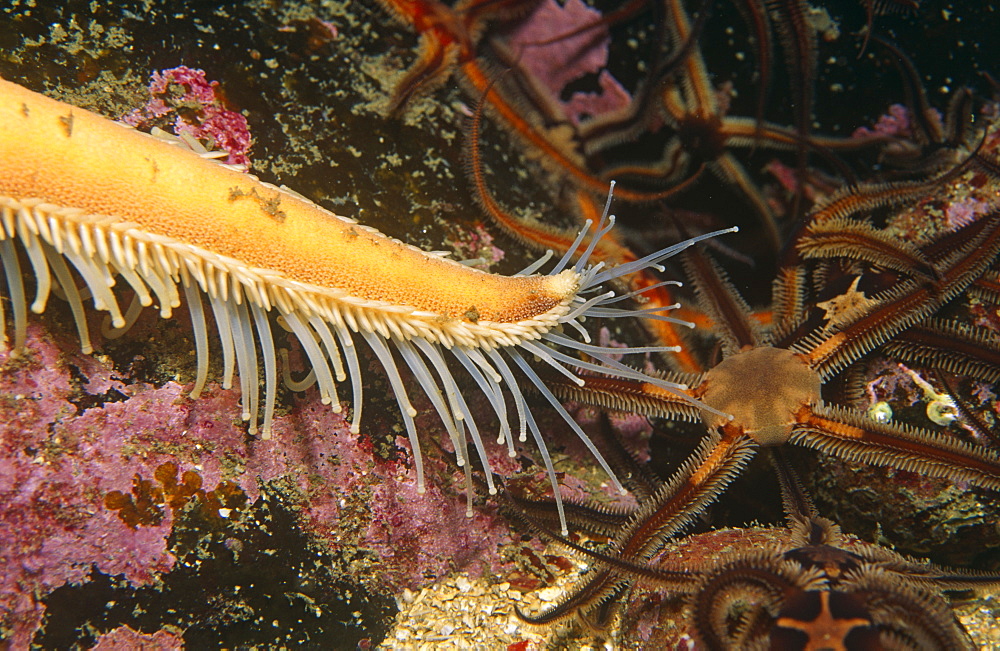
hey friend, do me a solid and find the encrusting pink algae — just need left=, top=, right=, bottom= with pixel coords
left=121, top=66, right=254, bottom=167
left=1, top=315, right=537, bottom=646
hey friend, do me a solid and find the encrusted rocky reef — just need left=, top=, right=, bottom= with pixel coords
left=1, top=0, right=998, bottom=649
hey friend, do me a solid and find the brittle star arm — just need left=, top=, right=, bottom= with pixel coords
left=682, top=246, right=764, bottom=353
left=378, top=0, right=539, bottom=116
left=657, top=0, right=783, bottom=251
left=882, top=318, right=1000, bottom=383
left=690, top=549, right=824, bottom=649
left=789, top=403, right=1000, bottom=493
left=460, top=59, right=698, bottom=203
left=517, top=426, right=758, bottom=624
left=502, top=489, right=632, bottom=539
left=772, top=436, right=1000, bottom=595
left=796, top=210, right=1000, bottom=379
left=544, top=369, right=704, bottom=424
left=504, top=500, right=700, bottom=623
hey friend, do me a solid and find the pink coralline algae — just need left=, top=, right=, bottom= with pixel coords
left=364, top=436, right=515, bottom=587
left=504, top=0, right=631, bottom=124
left=945, top=196, right=991, bottom=229
left=852, top=104, right=913, bottom=139
left=90, top=625, right=184, bottom=650
left=1, top=324, right=175, bottom=648
left=851, top=102, right=946, bottom=145
left=444, top=221, right=506, bottom=270
left=0, top=313, right=529, bottom=646
left=121, top=66, right=253, bottom=167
